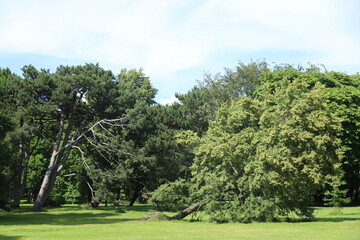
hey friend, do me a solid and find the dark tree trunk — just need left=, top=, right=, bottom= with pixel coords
left=12, top=140, right=25, bottom=208
left=170, top=204, right=203, bottom=220
left=128, top=194, right=138, bottom=207
left=352, top=186, right=359, bottom=202
left=89, top=199, right=100, bottom=208
left=128, top=185, right=143, bottom=206
left=12, top=139, right=30, bottom=208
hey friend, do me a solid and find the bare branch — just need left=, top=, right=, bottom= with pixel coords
left=73, top=146, right=90, bottom=169
left=59, top=117, right=126, bottom=153
left=63, top=173, right=77, bottom=177
left=86, top=181, right=96, bottom=200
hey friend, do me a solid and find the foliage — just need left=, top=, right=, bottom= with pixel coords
left=85, top=103, right=195, bottom=205
left=322, top=73, right=360, bottom=201
left=175, top=87, right=213, bottom=136
left=187, top=78, right=343, bottom=222
left=1, top=61, right=359, bottom=221
left=198, top=60, right=269, bottom=109
left=0, top=68, right=16, bottom=210
left=258, top=67, right=360, bottom=202
left=0, top=111, right=13, bottom=210
left=150, top=179, right=191, bottom=211
left=324, top=181, right=351, bottom=209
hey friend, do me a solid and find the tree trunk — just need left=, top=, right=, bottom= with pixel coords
left=12, top=139, right=30, bottom=208
left=11, top=140, right=24, bottom=208
left=33, top=114, right=68, bottom=210
left=32, top=155, right=60, bottom=210
left=170, top=204, right=202, bottom=220
left=33, top=146, right=72, bottom=210
left=128, top=185, right=143, bottom=206
left=352, top=186, right=359, bottom=202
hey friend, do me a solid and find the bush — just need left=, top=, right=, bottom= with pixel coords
left=150, top=179, right=191, bottom=211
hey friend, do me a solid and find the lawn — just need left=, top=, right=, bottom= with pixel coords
left=0, top=204, right=359, bottom=240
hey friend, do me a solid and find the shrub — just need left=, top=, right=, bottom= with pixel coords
left=150, top=179, right=190, bottom=211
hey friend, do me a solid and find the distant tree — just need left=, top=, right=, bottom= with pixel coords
left=175, top=87, right=212, bottom=136
left=198, top=60, right=269, bottom=109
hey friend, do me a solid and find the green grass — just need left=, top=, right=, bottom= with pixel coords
left=0, top=204, right=359, bottom=240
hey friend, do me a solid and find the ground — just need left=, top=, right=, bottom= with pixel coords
left=0, top=204, right=359, bottom=240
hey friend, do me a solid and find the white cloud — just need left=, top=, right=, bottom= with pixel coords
left=0, top=0, right=359, bottom=98
left=159, top=96, right=180, bottom=106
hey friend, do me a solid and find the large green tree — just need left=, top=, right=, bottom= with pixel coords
left=0, top=68, right=17, bottom=209
left=59, top=68, right=161, bottom=206
left=183, top=79, right=343, bottom=222
left=259, top=67, right=360, bottom=202
left=23, top=64, right=126, bottom=210
left=0, top=111, right=13, bottom=210
left=321, top=72, right=360, bottom=201
left=9, top=66, right=52, bottom=208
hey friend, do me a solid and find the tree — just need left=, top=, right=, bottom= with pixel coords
left=54, top=68, right=161, bottom=206
left=180, top=78, right=343, bottom=222
left=85, top=103, right=195, bottom=206
left=198, top=60, right=269, bottom=109
left=8, top=65, right=48, bottom=208
left=0, top=68, right=16, bottom=209
left=259, top=67, right=360, bottom=202
left=26, top=64, right=127, bottom=210
left=175, top=87, right=213, bottom=136
left=321, top=72, right=360, bottom=201
left=0, top=112, right=13, bottom=210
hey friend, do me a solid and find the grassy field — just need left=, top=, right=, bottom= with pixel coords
left=0, top=204, right=359, bottom=240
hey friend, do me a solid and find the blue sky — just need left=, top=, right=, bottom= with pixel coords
left=1, top=0, right=359, bottom=104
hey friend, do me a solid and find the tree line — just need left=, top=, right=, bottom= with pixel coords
left=0, top=61, right=359, bottom=222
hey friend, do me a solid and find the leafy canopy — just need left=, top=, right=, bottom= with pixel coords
left=185, top=78, right=343, bottom=222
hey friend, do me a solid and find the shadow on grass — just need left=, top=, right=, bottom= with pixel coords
left=313, top=207, right=360, bottom=223
left=0, top=211, right=136, bottom=227
left=315, top=216, right=360, bottom=222
left=0, top=235, right=21, bottom=240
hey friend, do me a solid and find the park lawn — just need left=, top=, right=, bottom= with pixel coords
left=0, top=205, right=359, bottom=240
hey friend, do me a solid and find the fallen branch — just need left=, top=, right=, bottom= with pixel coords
left=170, top=203, right=203, bottom=220
left=140, top=203, right=204, bottom=221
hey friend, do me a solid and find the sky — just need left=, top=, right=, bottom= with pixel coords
left=0, top=0, right=359, bottom=104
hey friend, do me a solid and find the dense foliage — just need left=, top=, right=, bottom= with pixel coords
left=0, top=62, right=358, bottom=222
left=188, top=80, right=342, bottom=222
